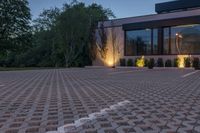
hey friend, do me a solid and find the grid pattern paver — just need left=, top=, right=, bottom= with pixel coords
left=0, top=68, right=200, bottom=133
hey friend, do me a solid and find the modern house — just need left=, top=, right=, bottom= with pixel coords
left=93, top=0, right=200, bottom=67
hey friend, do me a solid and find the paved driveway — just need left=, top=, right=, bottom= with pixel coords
left=0, top=68, right=200, bottom=133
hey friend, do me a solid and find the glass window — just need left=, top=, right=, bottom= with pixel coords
left=153, top=29, right=158, bottom=54
left=125, top=29, right=152, bottom=56
left=171, top=24, right=200, bottom=54
left=163, top=27, right=170, bottom=54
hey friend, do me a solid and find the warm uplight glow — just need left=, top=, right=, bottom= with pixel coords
left=107, top=59, right=114, bottom=67
left=103, top=47, right=120, bottom=67
left=136, top=56, right=145, bottom=67
left=177, top=55, right=189, bottom=68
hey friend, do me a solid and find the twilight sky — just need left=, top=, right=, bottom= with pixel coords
left=28, top=0, right=170, bottom=20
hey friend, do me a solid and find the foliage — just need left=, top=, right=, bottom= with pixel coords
left=184, top=57, right=191, bottom=67
left=165, top=59, right=172, bottom=67
left=33, top=8, right=60, bottom=31
left=157, top=58, right=164, bottom=67
left=148, top=58, right=155, bottom=69
left=127, top=59, right=133, bottom=66
left=120, top=58, right=126, bottom=66
left=144, top=59, right=149, bottom=67
left=174, top=58, right=179, bottom=67
left=193, top=57, right=199, bottom=69
left=136, top=56, right=145, bottom=67
left=0, top=0, right=31, bottom=63
left=0, top=0, right=114, bottom=67
left=55, top=2, right=114, bottom=67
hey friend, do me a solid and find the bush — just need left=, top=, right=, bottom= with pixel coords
left=127, top=59, right=133, bottom=66
left=184, top=57, right=191, bottom=67
left=120, top=58, right=126, bottom=66
left=144, top=59, right=148, bottom=67
left=165, top=59, right=172, bottom=67
left=174, top=58, right=179, bottom=67
left=148, top=58, right=155, bottom=69
left=135, top=58, right=139, bottom=67
left=136, top=57, right=145, bottom=67
left=193, top=57, right=199, bottom=69
left=157, top=58, right=164, bottom=67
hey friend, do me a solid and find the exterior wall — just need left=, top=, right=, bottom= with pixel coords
left=93, top=26, right=124, bottom=66
left=93, top=25, right=200, bottom=66
left=93, top=8, right=200, bottom=67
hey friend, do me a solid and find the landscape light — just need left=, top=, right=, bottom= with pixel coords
left=136, top=56, right=145, bottom=67
left=177, top=55, right=189, bottom=68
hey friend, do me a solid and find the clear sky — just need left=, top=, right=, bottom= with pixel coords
left=28, top=0, right=170, bottom=20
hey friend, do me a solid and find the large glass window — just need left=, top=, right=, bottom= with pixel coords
left=125, top=29, right=153, bottom=56
left=125, top=24, right=200, bottom=56
left=164, top=24, right=200, bottom=54
left=153, top=29, right=158, bottom=54
left=163, top=27, right=170, bottom=54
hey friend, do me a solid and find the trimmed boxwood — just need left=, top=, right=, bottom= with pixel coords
left=184, top=57, right=191, bottom=67
left=134, top=58, right=138, bottom=66
left=174, top=58, right=179, bottom=67
left=157, top=58, right=164, bottom=67
left=193, top=57, right=199, bottom=69
left=165, top=59, right=172, bottom=67
left=120, top=58, right=126, bottom=66
left=127, top=59, right=133, bottom=66
left=148, top=58, right=155, bottom=69
left=144, top=59, right=148, bottom=67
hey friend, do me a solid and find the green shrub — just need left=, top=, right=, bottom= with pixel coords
left=127, top=59, right=133, bottom=66
left=120, top=58, right=126, bottom=66
left=135, top=57, right=145, bottom=67
left=165, top=59, right=172, bottom=67
left=174, top=58, right=179, bottom=67
left=193, top=57, right=199, bottom=69
left=148, top=58, right=155, bottom=69
left=157, top=58, right=164, bottom=67
left=184, top=57, right=191, bottom=67
left=144, top=59, right=148, bottom=67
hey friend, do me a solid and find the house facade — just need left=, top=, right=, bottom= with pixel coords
left=93, top=0, right=200, bottom=67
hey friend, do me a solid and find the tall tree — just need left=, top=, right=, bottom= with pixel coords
left=32, top=8, right=62, bottom=67
left=56, top=1, right=114, bottom=67
left=0, top=0, right=31, bottom=53
left=33, top=8, right=60, bottom=32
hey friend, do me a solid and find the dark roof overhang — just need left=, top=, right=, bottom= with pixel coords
left=122, top=16, right=200, bottom=31
left=155, top=0, right=200, bottom=14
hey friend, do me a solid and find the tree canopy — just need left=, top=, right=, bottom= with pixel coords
left=0, top=0, right=114, bottom=67
left=0, top=0, right=32, bottom=66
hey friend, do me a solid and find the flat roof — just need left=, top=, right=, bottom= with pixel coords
left=155, top=0, right=200, bottom=13
left=100, top=8, right=200, bottom=28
